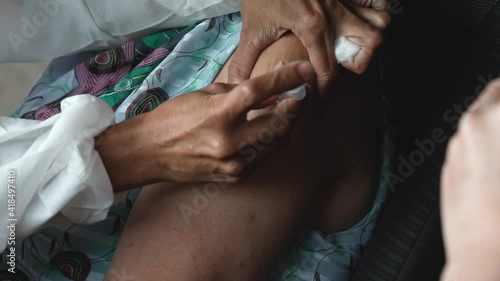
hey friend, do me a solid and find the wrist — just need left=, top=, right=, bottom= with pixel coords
left=95, top=113, right=162, bottom=192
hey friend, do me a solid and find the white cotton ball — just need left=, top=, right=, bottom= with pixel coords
left=334, top=37, right=361, bottom=63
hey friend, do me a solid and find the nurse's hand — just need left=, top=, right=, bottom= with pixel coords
left=228, top=0, right=390, bottom=93
left=441, top=79, right=500, bottom=281
left=97, top=61, right=316, bottom=192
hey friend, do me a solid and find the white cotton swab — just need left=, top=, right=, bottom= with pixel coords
left=277, top=37, right=361, bottom=102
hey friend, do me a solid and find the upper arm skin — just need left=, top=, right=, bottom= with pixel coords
left=106, top=32, right=327, bottom=281
left=106, top=31, right=380, bottom=281
left=216, top=32, right=309, bottom=83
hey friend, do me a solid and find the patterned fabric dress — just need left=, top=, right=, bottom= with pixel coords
left=0, top=13, right=390, bottom=281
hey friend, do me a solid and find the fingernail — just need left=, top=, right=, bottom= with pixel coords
left=305, top=83, right=313, bottom=93
left=277, top=84, right=307, bottom=103
left=297, top=61, right=315, bottom=81
left=274, top=60, right=285, bottom=70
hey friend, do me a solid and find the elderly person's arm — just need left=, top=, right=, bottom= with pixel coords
left=0, top=59, right=312, bottom=254
left=105, top=31, right=382, bottom=281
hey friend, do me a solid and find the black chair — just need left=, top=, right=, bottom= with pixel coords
left=351, top=0, right=500, bottom=280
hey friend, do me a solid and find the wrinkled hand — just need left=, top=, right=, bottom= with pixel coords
left=441, top=79, right=500, bottom=280
left=228, top=0, right=390, bottom=92
left=98, top=61, right=316, bottom=191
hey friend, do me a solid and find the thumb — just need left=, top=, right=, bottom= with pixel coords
left=228, top=29, right=277, bottom=84
left=334, top=4, right=383, bottom=75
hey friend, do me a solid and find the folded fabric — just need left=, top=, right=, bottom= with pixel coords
left=0, top=95, right=115, bottom=253
left=0, top=0, right=240, bottom=62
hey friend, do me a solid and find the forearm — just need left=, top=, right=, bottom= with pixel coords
left=96, top=113, right=162, bottom=192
